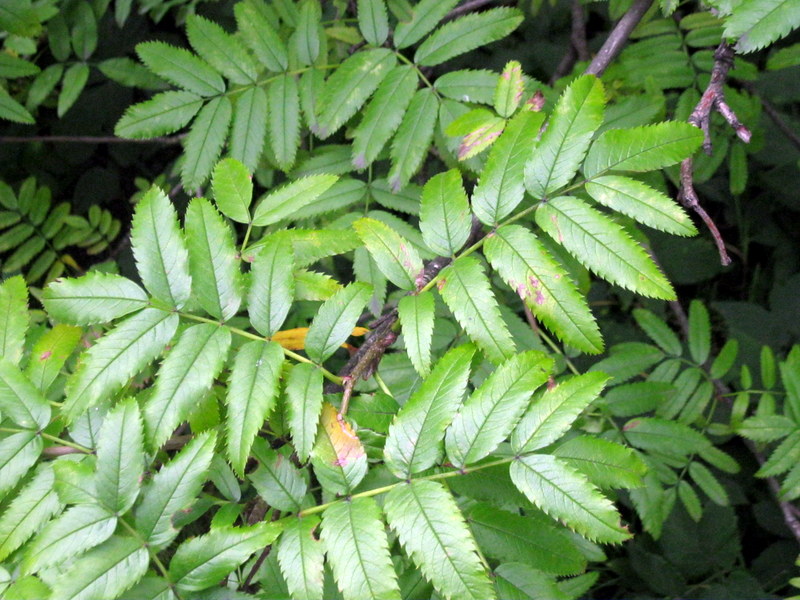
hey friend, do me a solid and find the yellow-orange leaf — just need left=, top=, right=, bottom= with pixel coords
left=271, top=326, right=368, bottom=350
left=319, top=403, right=365, bottom=468
left=311, top=403, right=368, bottom=494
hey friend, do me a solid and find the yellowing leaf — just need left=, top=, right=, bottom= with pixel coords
left=311, top=403, right=367, bottom=494
left=271, top=326, right=368, bottom=350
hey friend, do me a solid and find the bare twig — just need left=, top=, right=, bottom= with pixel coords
left=0, top=134, right=185, bottom=145
left=586, top=0, right=653, bottom=76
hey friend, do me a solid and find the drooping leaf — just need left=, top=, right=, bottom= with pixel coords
left=553, top=436, right=647, bottom=489
left=535, top=196, right=675, bottom=299
left=388, top=88, right=439, bottom=192
left=225, top=341, right=283, bottom=476
left=723, top=0, right=800, bottom=53
left=510, top=454, right=630, bottom=543
left=397, top=292, right=435, bottom=377
left=181, top=96, right=233, bottom=191
left=230, top=86, right=268, bottom=173
left=0, top=431, right=42, bottom=501
left=269, top=74, right=301, bottom=171
left=0, top=358, right=51, bottom=429
left=115, top=91, right=203, bottom=139
left=385, top=480, right=496, bottom=600
left=358, top=0, right=389, bottom=45
left=0, top=276, right=28, bottom=365
left=63, top=309, right=178, bottom=422
left=484, top=224, right=603, bottom=354
left=414, top=8, right=524, bottom=67
left=135, top=431, right=216, bottom=548
left=321, top=497, right=400, bottom=600
left=43, top=273, right=148, bottom=325
left=186, top=14, right=257, bottom=84
left=525, top=75, right=605, bottom=197
left=438, top=255, right=516, bottom=364
left=235, top=0, right=288, bottom=71
left=353, top=217, right=423, bottom=290
left=286, top=362, right=324, bottom=462
left=393, top=0, right=459, bottom=48
left=131, top=186, right=192, bottom=309
left=252, top=175, right=339, bottom=226
left=185, top=197, right=243, bottom=321
left=250, top=440, right=308, bottom=512
left=144, top=323, right=231, bottom=449
left=95, top=398, right=144, bottom=514
left=212, top=157, right=253, bottom=224
left=136, top=41, right=225, bottom=96
left=419, top=170, right=472, bottom=256
left=384, top=344, right=475, bottom=477
left=169, top=523, right=281, bottom=592
left=311, top=403, right=367, bottom=495
left=305, top=282, right=372, bottom=363
left=277, top=516, right=324, bottom=600
left=513, top=373, right=609, bottom=453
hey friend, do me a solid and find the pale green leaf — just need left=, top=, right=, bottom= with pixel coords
left=136, top=41, right=225, bottom=96
left=358, top=0, right=389, bottom=45
left=388, top=88, right=439, bottom=192
left=271, top=228, right=361, bottom=269
left=0, top=431, right=42, bottom=501
left=135, top=431, right=216, bottom=548
left=385, top=480, right=496, bottom=600
left=250, top=440, right=308, bottom=511
left=397, top=292, right=435, bottom=377
left=525, top=75, right=605, bottom=197
left=230, top=87, right=268, bottom=173
left=235, top=0, right=288, bottom=71
left=311, top=403, right=367, bottom=495
left=419, top=170, right=471, bottom=256
left=186, top=14, right=257, bottom=84
left=63, top=309, right=178, bottom=422
left=225, top=341, right=283, bottom=475
left=170, top=523, right=281, bottom=592
left=43, top=272, right=148, bottom=325
left=305, top=282, right=372, bottom=363
left=583, top=122, right=704, bottom=178
left=252, top=175, right=339, bottom=226
left=553, top=436, right=647, bottom=489
left=96, top=398, right=144, bottom=514
left=115, top=91, right=203, bottom=139
left=212, top=157, right=253, bottom=224
left=438, top=255, right=516, bottom=364
left=393, top=0, right=458, bottom=48
left=512, top=372, right=609, bottom=453
left=144, top=323, right=231, bottom=449
left=384, top=344, right=475, bottom=477
left=724, top=0, right=800, bottom=53
left=0, top=358, right=51, bottom=429
left=269, top=74, right=301, bottom=171
left=434, top=69, right=498, bottom=104
left=535, top=196, right=675, bottom=299
left=734, top=414, right=796, bottom=442
left=0, top=276, right=27, bottom=364
left=353, top=217, right=423, bottom=290
left=415, top=8, right=523, bottom=66
left=510, top=455, right=630, bottom=543
left=472, top=111, right=545, bottom=226
left=295, top=269, right=342, bottom=301
left=286, top=362, right=324, bottom=462
left=248, top=236, right=295, bottom=337
left=321, top=497, right=400, bottom=600
left=277, top=516, right=324, bottom=600
left=25, top=324, right=81, bottom=394
left=584, top=175, right=697, bottom=236
left=494, top=61, right=524, bottom=118
left=131, top=186, right=192, bottom=308
left=181, top=96, right=232, bottom=191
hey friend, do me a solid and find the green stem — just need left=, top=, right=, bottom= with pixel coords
left=395, top=52, right=441, bottom=100
left=240, top=222, right=254, bottom=257
left=0, top=428, right=93, bottom=453
left=119, top=518, right=179, bottom=599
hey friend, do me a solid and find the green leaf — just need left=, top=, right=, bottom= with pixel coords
left=734, top=414, right=796, bottom=442
left=495, top=563, right=569, bottom=600
left=584, top=175, right=697, bottom=236
left=0, top=276, right=28, bottom=365
left=358, top=0, right=389, bottom=45
left=384, top=344, right=475, bottom=477
left=295, top=269, right=342, bottom=301
left=212, top=158, right=253, bottom=224
left=115, top=91, right=203, bottom=139
left=248, top=236, right=295, bottom=337
left=252, top=175, right=339, bottom=226
left=414, top=8, right=523, bottom=66
left=170, top=522, right=281, bottom=592
left=136, top=41, right=225, bottom=96
left=131, top=186, right=192, bottom=308
left=135, top=431, right=216, bottom=548
left=0, top=86, right=35, bottom=124
left=446, top=351, right=553, bottom=467
left=95, top=398, right=144, bottom=514
left=632, top=308, right=683, bottom=356
left=484, top=224, right=603, bottom=354
left=438, top=255, right=516, bottom=364
left=315, top=48, right=396, bottom=139
left=623, top=417, right=711, bottom=456
left=583, top=122, right=704, bottom=178
left=353, top=217, right=423, bottom=290
left=292, top=0, right=322, bottom=66
left=393, top=0, right=459, bottom=48
left=710, top=339, right=738, bottom=379
left=0, top=358, right=51, bottom=429
left=494, top=61, right=524, bottom=118
left=43, top=273, right=148, bottom=325
left=397, top=292, right=435, bottom=377
left=535, top=196, right=675, bottom=299
left=269, top=74, right=301, bottom=171
left=466, top=503, right=586, bottom=576
left=144, top=323, right=231, bottom=449
left=321, top=497, right=400, bottom=600
left=250, top=440, right=308, bottom=511
left=57, top=63, right=89, bottom=117
left=419, top=170, right=471, bottom=256
left=63, top=309, right=178, bottom=422
left=678, top=480, right=703, bottom=521
left=286, top=362, right=324, bottom=462
left=510, top=454, right=630, bottom=544
left=225, top=341, right=283, bottom=475
left=351, top=65, right=418, bottom=170
left=21, top=504, right=117, bottom=575
left=0, top=53, right=39, bottom=79
left=385, top=480, right=495, bottom=600
left=50, top=536, right=149, bottom=600
left=305, top=282, right=372, bottom=363
left=0, top=465, right=61, bottom=562
left=230, top=86, right=268, bottom=172
left=525, top=75, right=605, bottom=197
left=388, top=88, right=439, bottom=192
left=757, top=430, right=800, bottom=477
left=688, top=300, right=711, bottom=364
left=25, top=324, right=81, bottom=394
left=434, top=69, right=497, bottom=104
left=724, top=0, right=800, bottom=53
left=272, top=228, right=361, bottom=268
left=0, top=431, right=42, bottom=501
left=186, top=14, right=257, bottom=84
left=277, top=516, right=324, bottom=600
left=181, top=96, right=233, bottom=191
left=235, top=0, right=288, bottom=71
left=553, top=436, right=647, bottom=489
left=688, top=461, right=728, bottom=505
left=185, top=198, right=242, bottom=321
left=311, top=403, right=368, bottom=495
left=472, top=111, right=545, bottom=226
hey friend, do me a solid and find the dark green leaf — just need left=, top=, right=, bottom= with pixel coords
left=136, top=41, right=225, bottom=96
left=115, top=91, right=203, bottom=139
left=186, top=14, right=257, bottom=84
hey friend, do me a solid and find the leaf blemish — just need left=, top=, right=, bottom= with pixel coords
left=39, top=351, right=52, bottom=361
